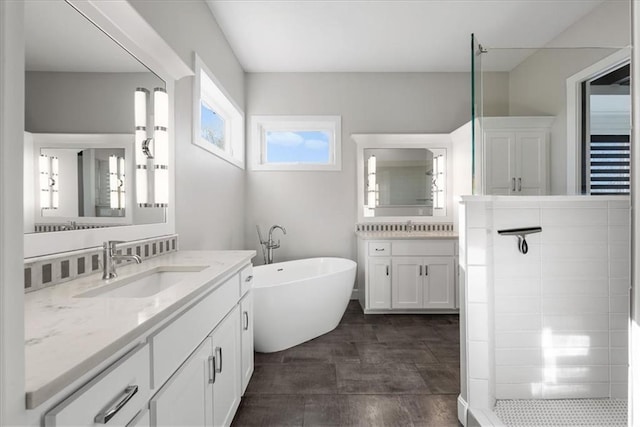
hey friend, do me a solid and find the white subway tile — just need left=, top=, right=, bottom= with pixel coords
left=543, top=314, right=609, bottom=331
left=610, top=314, right=628, bottom=330
left=467, top=266, right=487, bottom=303
left=611, top=331, right=628, bottom=348
left=495, top=383, right=536, bottom=399
left=538, top=200, right=608, bottom=209
left=467, top=228, right=489, bottom=265
left=545, top=331, right=609, bottom=348
left=541, top=207, right=607, bottom=227
left=552, top=365, right=609, bottom=384
left=541, top=259, right=608, bottom=280
left=542, top=278, right=608, bottom=296
left=495, top=348, right=542, bottom=366
left=466, top=203, right=489, bottom=228
left=541, top=383, right=609, bottom=399
left=608, top=209, right=630, bottom=226
left=493, top=208, right=540, bottom=230
left=495, top=314, right=542, bottom=331
left=543, top=297, right=609, bottom=315
left=495, top=296, right=541, bottom=315
left=541, top=243, right=608, bottom=260
left=494, top=276, right=541, bottom=297
left=551, top=348, right=609, bottom=366
left=610, top=243, right=631, bottom=261
left=609, top=226, right=631, bottom=243
left=469, top=341, right=489, bottom=379
left=494, top=262, right=541, bottom=281
left=611, top=366, right=628, bottom=383
left=609, top=259, right=630, bottom=280
left=610, top=295, right=630, bottom=315
left=495, top=332, right=541, bottom=348
left=611, top=347, right=628, bottom=365
left=541, top=226, right=607, bottom=244
left=610, top=278, right=630, bottom=295
left=610, top=383, right=628, bottom=399
left=608, top=199, right=630, bottom=209
left=495, top=367, right=542, bottom=384
left=469, top=379, right=490, bottom=408
left=468, top=303, right=489, bottom=341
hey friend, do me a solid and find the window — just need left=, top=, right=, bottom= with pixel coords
left=251, top=116, right=341, bottom=171
left=193, top=54, right=244, bottom=168
left=580, top=63, right=630, bottom=195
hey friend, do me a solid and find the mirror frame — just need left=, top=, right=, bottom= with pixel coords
left=24, top=0, right=193, bottom=258
left=353, top=133, right=453, bottom=224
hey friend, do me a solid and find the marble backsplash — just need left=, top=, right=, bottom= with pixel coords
left=23, top=234, right=178, bottom=293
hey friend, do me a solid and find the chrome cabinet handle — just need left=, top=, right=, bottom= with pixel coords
left=419, top=265, right=423, bottom=276
left=245, top=275, right=253, bottom=282
left=243, top=311, right=249, bottom=330
left=518, top=177, right=522, bottom=192
left=375, top=248, right=384, bottom=251
left=215, top=347, right=222, bottom=373
left=511, top=177, right=516, bottom=192
left=386, top=265, right=389, bottom=276
left=424, top=265, right=428, bottom=276
left=208, top=355, right=216, bottom=384
left=94, top=385, right=138, bottom=424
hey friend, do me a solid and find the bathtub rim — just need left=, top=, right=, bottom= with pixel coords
left=252, top=257, right=356, bottom=289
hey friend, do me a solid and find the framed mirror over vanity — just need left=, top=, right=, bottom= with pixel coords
left=23, top=0, right=192, bottom=258
left=352, top=134, right=458, bottom=314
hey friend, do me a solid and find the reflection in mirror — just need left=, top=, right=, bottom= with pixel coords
left=24, top=0, right=167, bottom=233
left=363, top=148, right=446, bottom=218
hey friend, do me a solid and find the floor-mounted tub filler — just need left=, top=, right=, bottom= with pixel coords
left=253, top=257, right=356, bottom=352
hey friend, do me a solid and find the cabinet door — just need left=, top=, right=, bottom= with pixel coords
left=516, top=131, right=547, bottom=195
left=485, top=131, right=516, bottom=195
left=392, top=257, right=423, bottom=309
left=211, top=305, right=241, bottom=427
left=240, top=292, right=254, bottom=394
left=367, top=257, right=391, bottom=309
left=151, top=338, right=213, bottom=427
left=423, top=256, right=455, bottom=309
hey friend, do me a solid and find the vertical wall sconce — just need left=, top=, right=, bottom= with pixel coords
left=433, top=154, right=445, bottom=209
left=367, top=154, right=377, bottom=209
left=109, top=155, right=125, bottom=210
left=39, top=154, right=58, bottom=210
left=134, top=87, right=169, bottom=208
left=153, top=87, right=169, bottom=207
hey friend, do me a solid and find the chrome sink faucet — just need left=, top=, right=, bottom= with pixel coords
left=265, top=225, right=286, bottom=264
left=102, top=240, right=142, bottom=280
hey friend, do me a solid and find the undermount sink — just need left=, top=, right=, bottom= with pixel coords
left=76, top=266, right=209, bottom=298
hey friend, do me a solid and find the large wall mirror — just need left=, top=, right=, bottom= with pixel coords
left=24, top=0, right=166, bottom=235
left=353, top=134, right=453, bottom=224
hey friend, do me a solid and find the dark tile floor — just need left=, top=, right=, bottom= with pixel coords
left=232, top=300, right=461, bottom=427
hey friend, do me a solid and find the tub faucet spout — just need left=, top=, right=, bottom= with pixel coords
left=265, top=225, right=286, bottom=264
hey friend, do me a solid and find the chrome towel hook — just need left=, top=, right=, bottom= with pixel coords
left=497, top=227, right=542, bottom=255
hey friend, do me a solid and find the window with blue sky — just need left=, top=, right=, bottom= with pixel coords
left=200, top=101, right=226, bottom=150
left=265, top=130, right=330, bottom=164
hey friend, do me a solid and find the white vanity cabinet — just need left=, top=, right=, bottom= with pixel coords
left=239, top=292, right=254, bottom=393
left=359, top=238, right=457, bottom=313
left=483, top=116, right=554, bottom=195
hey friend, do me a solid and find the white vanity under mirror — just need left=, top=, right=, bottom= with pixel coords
left=353, top=134, right=459, bottom=314
left=22, top=2, right=256, bottom=427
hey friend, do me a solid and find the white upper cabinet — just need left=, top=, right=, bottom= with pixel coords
left=483, top=117, right=554, bottom=196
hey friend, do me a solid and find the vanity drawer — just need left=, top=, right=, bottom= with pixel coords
left=45, top=343, right=150, bottom=427
left=240, top=264, right=253, bottom=296
left=150, top=273, right=239, bottom=389
left=368, top=242, right=391, bottom=256
left=392, top=240, right=455, bottom=256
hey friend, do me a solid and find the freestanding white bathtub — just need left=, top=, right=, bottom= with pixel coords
left=253, top=257, right=356, bottom=353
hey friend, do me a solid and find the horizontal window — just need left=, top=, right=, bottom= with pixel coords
left=251, top=116, right=341, bottom=171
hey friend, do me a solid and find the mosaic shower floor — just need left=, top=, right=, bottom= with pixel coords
left=494, top=398, right=627, bottom=426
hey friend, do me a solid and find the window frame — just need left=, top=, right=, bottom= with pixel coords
left=193, top=53, right=245, bottom=169
left=250, top=115, right=342, bottom=171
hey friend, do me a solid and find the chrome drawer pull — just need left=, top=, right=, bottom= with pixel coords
left=215, top=347, right=223, bottom=373
left=94, top=385, right=138, bottom=424
left=245, top=275, right=253, bottom=282
left=208, top=355, right=216, bottom=384
left=419, top=265, right=423, bottom=276
left=243, top=311, right=249, bottom=330
left=375, top=248, right=384, bottom=251
left=424, top=265, right=429, bottom=276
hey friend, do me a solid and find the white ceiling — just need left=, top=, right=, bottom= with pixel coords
left=205, top=0, right=605, bottom=73
left=25, top=0, right=147, bottom=73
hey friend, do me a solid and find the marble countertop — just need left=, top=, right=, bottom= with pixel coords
left=356, top=231, right=458, bottom=240
left=24, top=250, right=255, bottom=409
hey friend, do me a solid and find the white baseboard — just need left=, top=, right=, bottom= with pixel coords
left=458, top=395, right=468, bottom=426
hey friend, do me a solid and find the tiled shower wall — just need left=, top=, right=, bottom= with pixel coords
left=462, top=196, right=630, bottom=406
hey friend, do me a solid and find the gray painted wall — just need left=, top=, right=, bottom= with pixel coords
left=245, top=72, right=509, bottom=266
left=131, top=0, right=247, bottom=251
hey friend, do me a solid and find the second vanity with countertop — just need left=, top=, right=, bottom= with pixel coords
left=356, top=230, right=459, bottom=313
left=25, top=249, right=255, bottom=427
